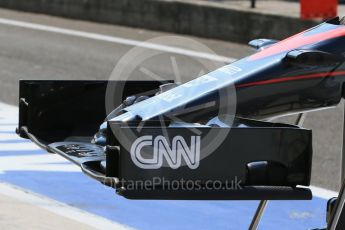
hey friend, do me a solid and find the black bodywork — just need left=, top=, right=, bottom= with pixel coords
left=18, top=18, right=345, bottom=200
left=17, top=80, right=312, bottom=200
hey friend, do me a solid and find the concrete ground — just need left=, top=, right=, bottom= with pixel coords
left=0, top=193, right=94, bottom=230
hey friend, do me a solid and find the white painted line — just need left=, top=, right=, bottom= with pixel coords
left=0, top=121, right=17, bottom=125
left=0, top=182, right=133, bottom=230
left=0, top=107, right=17, bottom=120
left=0, top=103, right=18, bottom=131
left=0, top=125, right=16, bottom=131
left=0, top=133, right=21, bottom=140
left=0, top=18, right=235, bottom=63
left=0, top=154, right=82, bottom=173
left=0, top=102, right=17, bottom=111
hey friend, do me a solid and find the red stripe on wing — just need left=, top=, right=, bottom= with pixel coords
left=236, top=71, right=345, bottom=88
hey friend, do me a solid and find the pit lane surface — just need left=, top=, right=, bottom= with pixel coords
left=0, top=8, right=342, bottom=229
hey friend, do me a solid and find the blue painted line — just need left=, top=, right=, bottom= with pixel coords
left=259, top=199, right=326, bottom=229
left=41, top=162, right=73, bottom=165
left=0, top=131, right=16, bottom=134
left=0, top=139, right=30, bottom=144
left=0, top=150, right=44, bottom=157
